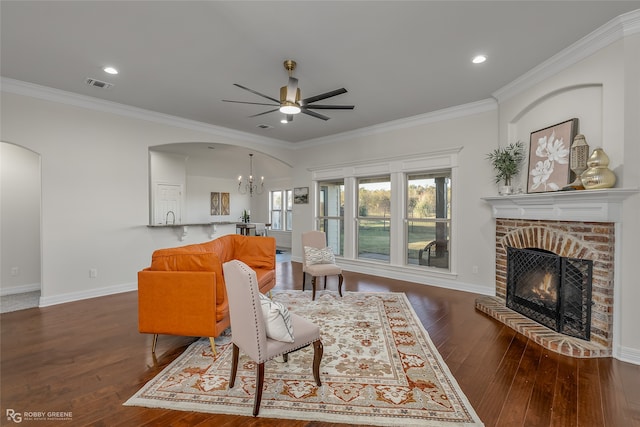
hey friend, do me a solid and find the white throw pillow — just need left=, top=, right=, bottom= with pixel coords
left=304, top=246, right=335, bottom=265
left=259, top=293, right=294, bottom=342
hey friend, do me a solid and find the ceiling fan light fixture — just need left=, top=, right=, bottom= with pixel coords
left=279, top=101, right=301, bottom=115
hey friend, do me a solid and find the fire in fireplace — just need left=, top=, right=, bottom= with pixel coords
left=506, top=247, right=593, bottom=340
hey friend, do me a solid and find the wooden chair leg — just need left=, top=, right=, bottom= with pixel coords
left=253, top=362, right=265, bottom=416
left=324, top=276, right=327, bottom=289
left=312, top=340, right=323, bottom=386
left=338, top=274, right=344, bottom=297
left=311, top=276, right=317, bottom=301
left=229, top=344, right=239, bottom=388
left=151, top=334, right=158, bottom=354
left=209, top=337, right=217, bottom=355
left=302, top=272, right=306, bottom=291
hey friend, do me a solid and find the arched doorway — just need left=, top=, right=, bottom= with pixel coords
left=1, top=142, right=41, bottom=312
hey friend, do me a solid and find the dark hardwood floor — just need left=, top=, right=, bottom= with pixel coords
left=2, top=260, right=639, bottom=426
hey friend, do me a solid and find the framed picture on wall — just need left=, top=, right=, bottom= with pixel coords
left=527, top=118, right=578, bottom=193
left=294, top=187, right=309, bottom=204
left=210, top=192, right=220, bottom=215
left=221, top=192, right=230, bottom=215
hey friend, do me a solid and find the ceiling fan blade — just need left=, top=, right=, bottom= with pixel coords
left=286, top=77, right=298, bottom=103
left=302, top=88, right=347, bottom=105
left=222, top=100, right=279, bottom=107
left=233, top=83, right=280, bottom=104
left=248, top=108, right=279, bottom=118
left=301, top=109, right=330, bottom=121
left=304, top=104, right=355, bottom=110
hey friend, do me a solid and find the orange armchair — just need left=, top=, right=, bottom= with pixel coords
left=137, top=234, right=276, bottom=354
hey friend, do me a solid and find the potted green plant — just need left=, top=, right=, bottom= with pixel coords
left=487, top=141, right=525, bottom=195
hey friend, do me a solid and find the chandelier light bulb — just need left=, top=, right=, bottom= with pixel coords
left=237, top=154, right=264, bottom=197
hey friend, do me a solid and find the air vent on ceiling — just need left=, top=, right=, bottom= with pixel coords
left=256, top=124, right=273, bottom=130
left=85, top=78, right=113, bottom=89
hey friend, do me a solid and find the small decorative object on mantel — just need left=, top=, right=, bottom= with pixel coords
left=486, top=141, right=526, bottom=195
left=562, top=133, right=589, bottom=190
left=581, top=147, right=616, bottom=189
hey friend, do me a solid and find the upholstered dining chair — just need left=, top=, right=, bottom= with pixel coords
left=301, top=230, right=344, bottom=301
left=222, top=259, right=323, bottom=417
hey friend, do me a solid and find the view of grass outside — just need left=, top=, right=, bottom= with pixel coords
left=318, top=171, right=450, bottom=269
left=406, top=173, right=450, bottom=268
left=358, top=177, right=391, bottom=261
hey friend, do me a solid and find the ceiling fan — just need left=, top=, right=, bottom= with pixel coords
left=222, top=59, right=354, bottom=122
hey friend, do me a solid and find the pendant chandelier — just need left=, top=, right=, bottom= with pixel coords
left=238, top=153, right=264, bottom=196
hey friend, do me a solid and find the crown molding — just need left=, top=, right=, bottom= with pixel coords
left=493, top=9, right=640, bottom=103
left=0, top=77, right=290, bottom=149
left=294, top=98, right=497, bottom=149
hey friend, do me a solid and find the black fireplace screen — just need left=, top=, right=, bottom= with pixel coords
left=506, top=247, right=593, bottom=340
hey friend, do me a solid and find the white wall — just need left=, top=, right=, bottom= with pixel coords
left=291, top=104, right=498, bottom=295
left=1, top=142, right=41, bottom=295
left=185, top=175, right=247, bottom=224
left=0, top=90, right=293, bottom=306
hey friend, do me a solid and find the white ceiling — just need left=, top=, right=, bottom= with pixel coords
left=1, top=1, right=639, bottom=144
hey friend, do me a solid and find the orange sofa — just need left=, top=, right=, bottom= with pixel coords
left=137, top=234, right=276, bottom=353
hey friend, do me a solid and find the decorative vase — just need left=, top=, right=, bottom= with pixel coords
left=565, top=134, right=589, bottom=190
left=581, top=148, right=616, bottom=189
left=499, top=185, right=513, bottom=195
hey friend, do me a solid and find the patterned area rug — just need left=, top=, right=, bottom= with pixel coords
left=125, top=291, right=483, bottom=426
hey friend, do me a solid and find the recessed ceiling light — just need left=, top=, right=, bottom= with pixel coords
left=103, top=66, right=119, bottom=75
left=472, top=55, right=487, bottom=64
left=280, top=119, right=289, bottom=124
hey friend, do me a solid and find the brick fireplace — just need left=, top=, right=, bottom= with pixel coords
left=478, top=189, right=635, bottom=358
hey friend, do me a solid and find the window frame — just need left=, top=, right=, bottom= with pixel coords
left=308, top=149, right=460, bottom=276
left=405, top=171, right=452, bottom=270
left=269, top=189, right=293, bottom=231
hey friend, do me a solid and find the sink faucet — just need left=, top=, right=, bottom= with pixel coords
left=165, top=211, right=176, bottom=225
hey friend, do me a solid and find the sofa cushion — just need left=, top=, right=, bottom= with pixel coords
left=149, top=250, right=218, bottom=272
left=235, top=235, right=275, bottom=270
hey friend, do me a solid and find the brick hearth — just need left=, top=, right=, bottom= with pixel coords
left=475, top=295, right=610, bottom=358
left=477, top=217, right=615, bottom=358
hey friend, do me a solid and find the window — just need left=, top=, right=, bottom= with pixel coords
left=285, top=189, right=293, bottom=231
left=270, top=189, right=293, bottom=231
left=406, top=172, right=450, bottom=269
left=357, top=176, right=391, bottom=262
left=318, top=180, right=344, bottom=256
left=270, top=190, right=283, bottom=230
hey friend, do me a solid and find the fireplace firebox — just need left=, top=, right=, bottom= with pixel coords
left=506, top=247, right=593, bottom=341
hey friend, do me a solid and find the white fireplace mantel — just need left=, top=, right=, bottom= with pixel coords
left=482, top=188, right=638, bottom=222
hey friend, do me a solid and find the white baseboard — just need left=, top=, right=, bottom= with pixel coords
left=291, top=256, right=494, bottom=297
left=1, top=283, right=41, bottom=296
left=38, top=282, right=137, bottom=307
left=616, top=346, right=640, bottom=365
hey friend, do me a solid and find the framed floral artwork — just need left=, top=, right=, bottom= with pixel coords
left=210, top=192, right=220, bottom=215
left=527, top=118, right=578, bottom=193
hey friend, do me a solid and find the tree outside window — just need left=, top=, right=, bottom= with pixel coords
left=406, top=172, right=451, bottom=269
